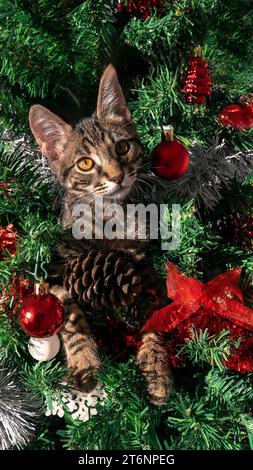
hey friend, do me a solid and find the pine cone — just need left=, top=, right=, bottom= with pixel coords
left=64, top=249, right=152, bottom=311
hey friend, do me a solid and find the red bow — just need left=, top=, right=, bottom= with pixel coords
left=141, top=263, right=253, bottom=372
left=142, top=263, right=253, bottom=334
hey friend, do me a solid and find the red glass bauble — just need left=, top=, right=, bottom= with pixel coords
left=19, top=292, right=64, bottom=337
left=117, top=1, right=124, bottom=10
left=151, top=140, right=190, bottom=180
left=218, top=104, right=244, bottom=129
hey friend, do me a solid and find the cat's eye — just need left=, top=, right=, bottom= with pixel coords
left=115, top=140, right=130, bottom=156
left=77, top=158, right=94, bottom=171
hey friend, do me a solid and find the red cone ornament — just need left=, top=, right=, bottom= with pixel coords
left=181, top=46, right=212, bottom=106
left=19, top=281, right=64, bottom=337
left=151, top=126, right=190, bottom=180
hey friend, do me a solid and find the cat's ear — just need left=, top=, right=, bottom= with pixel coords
left=96, top=64, right=131, bottom=124
left=29, top=105, right=72, bottom=160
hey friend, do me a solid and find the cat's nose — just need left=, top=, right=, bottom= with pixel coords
left=109, top=171, right=124, bottom=185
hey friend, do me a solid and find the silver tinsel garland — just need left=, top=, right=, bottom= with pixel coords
left=164, top=141, right=253, bottom=211
left=0, top=368, right=41, bottom=450
left=1, top=128, right=52, bottom=181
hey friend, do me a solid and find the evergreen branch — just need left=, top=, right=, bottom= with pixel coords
left=206, top=369, right=253, bottom=407
left=0, top=314, right=27, bottom=365
left=58, top=357, right=164, bottom=450
left=20, top=360, right=67, bottom=411
left=0, top=0, right=73, bottom=97
left=180, top=327, right=241, bottom=371
left=152, top=200, right=219, bottom=277
left=166, top=392, right=245, bottom=450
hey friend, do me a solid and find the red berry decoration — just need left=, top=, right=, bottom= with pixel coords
left=19, top=282, right=64, bottom=337
left=181, top=46, right=212, bottom=106
left=151, top=126, right=190, bottom=180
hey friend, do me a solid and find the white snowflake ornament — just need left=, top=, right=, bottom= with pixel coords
left=45, top=382, right=107, bottom=422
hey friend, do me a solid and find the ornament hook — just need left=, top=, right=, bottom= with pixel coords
left=160, top=125, right=174, bottom=142
left=27, top=247, right=48, bottom=281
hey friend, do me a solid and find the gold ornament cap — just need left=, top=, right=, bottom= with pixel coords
left=162, top=125, right=174, bottom=142
left=34, top=279, right=49, bottom=295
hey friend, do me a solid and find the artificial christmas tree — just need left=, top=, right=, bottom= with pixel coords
left=0, top=0, right=253, bottom=452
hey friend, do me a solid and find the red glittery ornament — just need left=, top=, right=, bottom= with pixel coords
left=98, top=316, right=139, bottom=360
left=181, top=46, right=212, bottom=105
left=0, top=224, right=19, bottom=260
left=0, top=276, right=31, bottom=315
left=218, top=210, right=253, bottom=251
left=0, top=180, right=15, bottom=196
left=126, top=0, right=165, bottom=19
left=19, top=282, right=64, bottom=337
left=219, top=103, right=253, bottom=131
left=151, top=126, right=190, bottom=180
left=142, top=263, right=253, bottom=373
left=219, top=104, right=244, bottom=129
left=241, top=104, right=253, bottom=129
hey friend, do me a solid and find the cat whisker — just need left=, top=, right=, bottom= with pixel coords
left=137, top=161, right=152, bottom=170
left=134, top=179, right=152, bottom=201
left=136, top=177, right=154, bottom=192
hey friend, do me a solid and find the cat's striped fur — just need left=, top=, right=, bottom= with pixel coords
left=29, top=64, right=173, bottom=404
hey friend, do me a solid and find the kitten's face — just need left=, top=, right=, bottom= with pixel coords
left=29, top=65, right=143, bottom=202
left=57, top=117, right=142, bottom=201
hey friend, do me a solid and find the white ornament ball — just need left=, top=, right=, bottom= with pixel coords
left=28, top=335, right=60, bottom=361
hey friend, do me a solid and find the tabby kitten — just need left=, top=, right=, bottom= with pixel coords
left=29, top=64, right=172, bottom=405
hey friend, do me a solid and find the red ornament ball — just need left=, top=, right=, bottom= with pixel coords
left=151, top=140, right=190, bottom=180
left=117, top=1, right=123, bottom=10
left=19, top=292, right=64, bottom=337
left=219, top=104, right=244, bottom=129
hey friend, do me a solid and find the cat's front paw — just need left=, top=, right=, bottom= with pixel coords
left=146, top=377, right=173, bottom=405
left=71, top=369, right=99, bottom=393
left=136, top=332, right=173, bottom=406
left=58, top=291, right=102, bottom=393
left=67, top=347, right=101, bottom=393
